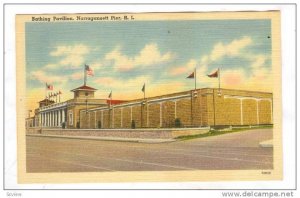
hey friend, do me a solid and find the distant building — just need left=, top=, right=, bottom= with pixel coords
left=25, top=117, right=35, bottom=129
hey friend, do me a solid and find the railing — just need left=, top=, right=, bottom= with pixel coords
left=39, top=101, right=68, bottom=111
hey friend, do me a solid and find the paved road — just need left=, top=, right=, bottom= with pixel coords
left=26, top=128, right=273, bottom=172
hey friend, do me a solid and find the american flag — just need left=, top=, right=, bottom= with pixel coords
left=46, top=83, right=53, bottom=90
left=85, top=64, right=94, bottom=76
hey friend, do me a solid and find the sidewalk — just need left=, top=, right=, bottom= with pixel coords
left=26, top=134, right=176, bottom=144
left=259, top=139, right=273, bottom=147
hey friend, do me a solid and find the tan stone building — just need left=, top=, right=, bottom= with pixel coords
left=33, top=85, right=108, bottom=129
left=28, top=83, right=272, bottom=129
left=79, top=88, right=273, bottom=129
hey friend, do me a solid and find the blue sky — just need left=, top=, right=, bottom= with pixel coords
left=26, top=19, right=272, bottom=110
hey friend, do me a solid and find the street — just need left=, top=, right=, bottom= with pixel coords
left=26, top=128, right=273, bottom=172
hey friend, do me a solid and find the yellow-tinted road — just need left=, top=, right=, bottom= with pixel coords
left=26, top=128, right=273, bottom=172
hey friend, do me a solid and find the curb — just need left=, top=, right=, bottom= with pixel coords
left=26, top=134, right=176, bottom=144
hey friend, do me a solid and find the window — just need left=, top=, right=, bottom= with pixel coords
left=85, top=92, right=88, bottom=96
left=69, top=111, right=73, bottom=126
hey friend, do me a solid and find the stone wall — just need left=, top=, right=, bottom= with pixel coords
left=79, top=88, right=273, bottom=129
left=209, top=89, right=273, bottom=126
left=26, top=127, right=42, bottom=134
left=38, top=128, right=209, bottom=139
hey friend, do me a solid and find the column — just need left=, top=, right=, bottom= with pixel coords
left=53, top=110, right=57, bottom=127
left=40, top=113, right=42, bottom=127
left=49, top=111, right=51, bottom=127
left=56, top=110, right=59, bottom=126
left=52, top=111, right=54, bottom=127
left=54, top=111, right=56, bottom=127
left=39, top=112, right=43, bottom=127
left=46, top=112, right=48, bottom=127
left=57, top=110, right=59, bottom=126
left=65, top=109, right=68, bottom=123
left=48, top=112, right=50, bottom=127
left=51, top=111, right=53, bottom=127
left=39, top=114, right=42, bottom=127
left=59, top=110, right=61, bottom=126
left=58, top=109, right=61, bottom=126
left=43, top=113, right=45, bottom=127
left=42, top=113, right=45, bottom=126
left=62, top=109, right=65, bottom=123
left=60, top=110, right=62, bottom=125
left=49, top=112, right=51, bottom=127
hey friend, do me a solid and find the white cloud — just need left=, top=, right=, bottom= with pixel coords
left=210, top=36, right=252, bottom=61
left=168, top=36, right=273, bottom=93
left=55, top=45, right=90, bottom=68
left=169, top=37, right=252, bottom=78
left=105, top=43, right=174, bottom=71
left=221, top=69, right=247, bottom=87
left=59, top=54, right=85, bottom=68
left=70, top=71, right=83, bottom=80
left=250, top=54, right=269, bottom=69
left=90, top=62, right=103, bottom=71
left=44, top=63, right=57, bottom=69
left=94, top=75, right=151, bottom=90
left=169, top=59, right=197, bottom=76
left=44, top=44, right=95, bottom=70
left=50, top=44, right=90, bottom=57
left=30, top=70, right=67, bottom=84
left=94, top=76, right=187, bottom=100
left=197, top=36, right=273, bottom=91
left=134, top=43, right=173, bottom=66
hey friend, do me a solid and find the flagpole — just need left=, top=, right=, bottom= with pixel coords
left=108, top=91, right=113, bottom=128
left=84, top=65, right=87, bottom=86
left=144, top=83, right=146, bottom=101
left=45, top=83, right=47, bottom=106
left=110, top=91, right=112, bottom=107
left=194, top=68, right=196, bottom=91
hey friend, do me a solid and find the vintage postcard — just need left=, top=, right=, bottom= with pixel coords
left=16, top=11, right=282, bottom=183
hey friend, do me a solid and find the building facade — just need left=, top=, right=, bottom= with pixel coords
left=29, top=85, right=108, bottom=129
left=26, top=85, right=273, bottom=129
left=79, top=88, right=273, bottom=129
